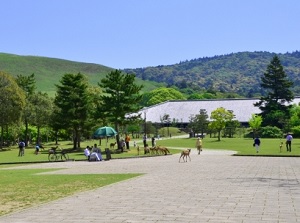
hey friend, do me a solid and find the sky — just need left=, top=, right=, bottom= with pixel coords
left=1, top=0, right=299, bottom=69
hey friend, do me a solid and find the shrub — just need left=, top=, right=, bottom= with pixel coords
left=291, top=126, right=300, bottom=138
left=260, top=126, right=282, bottom=138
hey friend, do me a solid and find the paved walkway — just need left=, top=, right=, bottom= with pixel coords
left=1, top=149, right=300, bottom=223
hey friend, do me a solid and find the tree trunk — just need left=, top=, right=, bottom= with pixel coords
left=36, top=126, right=40, bottom=145
left=115, top=122, right=120, bottom=151
left=218, top=130, right=221, bottom=141
left=25, top=119, right=29, bottom=146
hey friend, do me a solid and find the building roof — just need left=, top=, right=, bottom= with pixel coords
left=136, top=98, right=300, bottom=124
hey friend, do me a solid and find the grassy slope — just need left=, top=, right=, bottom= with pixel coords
left=0, top=53, right=162, bottom=97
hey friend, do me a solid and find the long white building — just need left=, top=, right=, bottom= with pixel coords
left=136, top=98, right=300, bottom=126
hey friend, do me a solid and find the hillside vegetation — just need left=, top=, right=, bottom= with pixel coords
left=0, top=53, right=162, bottom=96
left=1, top=51, right=300, bottom=98
left=124, top=51, right=300, bottom=97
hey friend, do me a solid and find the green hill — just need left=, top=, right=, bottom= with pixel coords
left=0, top=53, right=162, bottom=97
left=124, top=51, right=300, bottom=97
left=2, top=51, right=300, bottom=98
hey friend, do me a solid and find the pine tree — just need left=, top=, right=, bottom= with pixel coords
left=254, top=55, right=294, bottom=128
left=98, top=70, right=143, bottom=150
left=54, top=73, right=91, bottom=149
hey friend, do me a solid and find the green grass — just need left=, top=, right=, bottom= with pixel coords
left=1, top=136, right=299, bottom=165
left=0, top=168, right=141, bottom=216
left=0, top=53, right=162, bottom=97
left=156, top=137, right=300, bottom=156
left=0, top=137, right=180, bottom=164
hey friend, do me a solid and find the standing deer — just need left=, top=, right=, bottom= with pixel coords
left=179, top=149, right=191, bottom=162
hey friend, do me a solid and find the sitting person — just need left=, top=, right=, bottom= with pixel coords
left=90, top=144, right=102, bottom=161
left=84, top=146, right=91, bottom=160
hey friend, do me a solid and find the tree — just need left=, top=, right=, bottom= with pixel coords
left=0, top=72, right=26, bottom=147
left=142, top=87, right=186, bottom=106
left=54, top=73, right=91, bottom=149
left=98, top=70, right=143, bottom=150
left=30, top=92, right=53, bottom=144
left=254, top=55, right=294, bottom=128
left=249, top=114, right=262, bottom=138
left=160, top=114, right=171, bottom=137
left=188, top=109, right=209, bottom=137
left=209, top=107, right=235, bottom=141
left=16, top=73, right=36, bottom=145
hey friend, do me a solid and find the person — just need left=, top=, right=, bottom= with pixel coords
left=133, top=141, right=137, bottom=148
left=84, top=146, right=91, bottom=160
left=143, top=134, right=147, bottom=147
left=118, top=139, right=125, bottom=152
left=254, top=137, right=261, bottom=153
left=151, top=136, right=156, bottom=147
left=35, top=144, right=40, bottom=155
left=125, top=134, right=131, bottom=150
left=195, top=137, right=203, bottom=155
left=286, top=133, right=293, bottom=152
left=91, top=144, right=102, bottom=161
left=18, top=140, right=25, bottom=156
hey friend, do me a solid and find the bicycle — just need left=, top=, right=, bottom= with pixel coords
left=48, top=147, right=69, bottom=162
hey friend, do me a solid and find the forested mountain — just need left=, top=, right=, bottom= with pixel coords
left=1, top=51, right=300, bottom=98
left=124, top=51, right=300, bottom=97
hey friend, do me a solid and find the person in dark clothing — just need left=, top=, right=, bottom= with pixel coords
left=254, top=137, right=261, bottom=153
left=151, top=137, right=156, bottom=147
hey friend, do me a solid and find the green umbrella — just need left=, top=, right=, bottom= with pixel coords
left=93, top=126, right=117, bottom=138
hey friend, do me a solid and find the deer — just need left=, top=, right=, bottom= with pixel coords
left=179, top=149, right=191, bottom=162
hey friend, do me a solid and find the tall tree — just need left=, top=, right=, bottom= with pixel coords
left=54, top=73, right=91, bottom=149
left=254, top=55, right=294, bottom=128
left=189, top=109, right=209, bottom=138
left=0, top=72, right=26, bottom=147
left=98, top=70, right=143, bottom=150
left=30, top=92, right=53, bottom=144
left=209, top=107, right=234, bottom=141
left=16, top=73, right=36, bottom=145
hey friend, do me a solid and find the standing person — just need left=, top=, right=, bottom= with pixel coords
left=143, top=134, right=147, bottom=147
left=18, top=140, right=25, bottom=156
left=254, top=137, right=261, bottom=153
left=151, top=136, right=156, bottom=147
left=286, top=133, right=293, bottom=152
left=195, top=137, right=203, bottom=155
left=125, top=134, right=131, bottom=150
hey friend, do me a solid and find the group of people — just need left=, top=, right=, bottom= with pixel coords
left=84, top=144, right=103, bottom=161
left=253, top=133, right=293, bottom=153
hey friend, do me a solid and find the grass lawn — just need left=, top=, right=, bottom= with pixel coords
left=156, top=137, right=300, bottom=156
left=0, top=168, right=141, bottom=216
left=1, top=136, right=299, bottom=164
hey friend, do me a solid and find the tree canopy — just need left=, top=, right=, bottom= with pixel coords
left=254, top=55, right=294, bottom=129
left=209, top=107, right=235, bottom=141
left=142, top=87, right=186, bottom=106
left=54, top=73, right=91, bottom=149
left=0, top=72, right=26, bottom=146
left=98, top=70, right=143, bottom=149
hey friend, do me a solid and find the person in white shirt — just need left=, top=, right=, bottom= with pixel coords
left=84, top=146, right=91, bottom=160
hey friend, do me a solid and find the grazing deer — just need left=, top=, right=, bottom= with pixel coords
left=179, top=149, right=191, bottom=162
left=157, top=146, right=170, bottom=155
left=110, top=142, right=117, bottom=149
